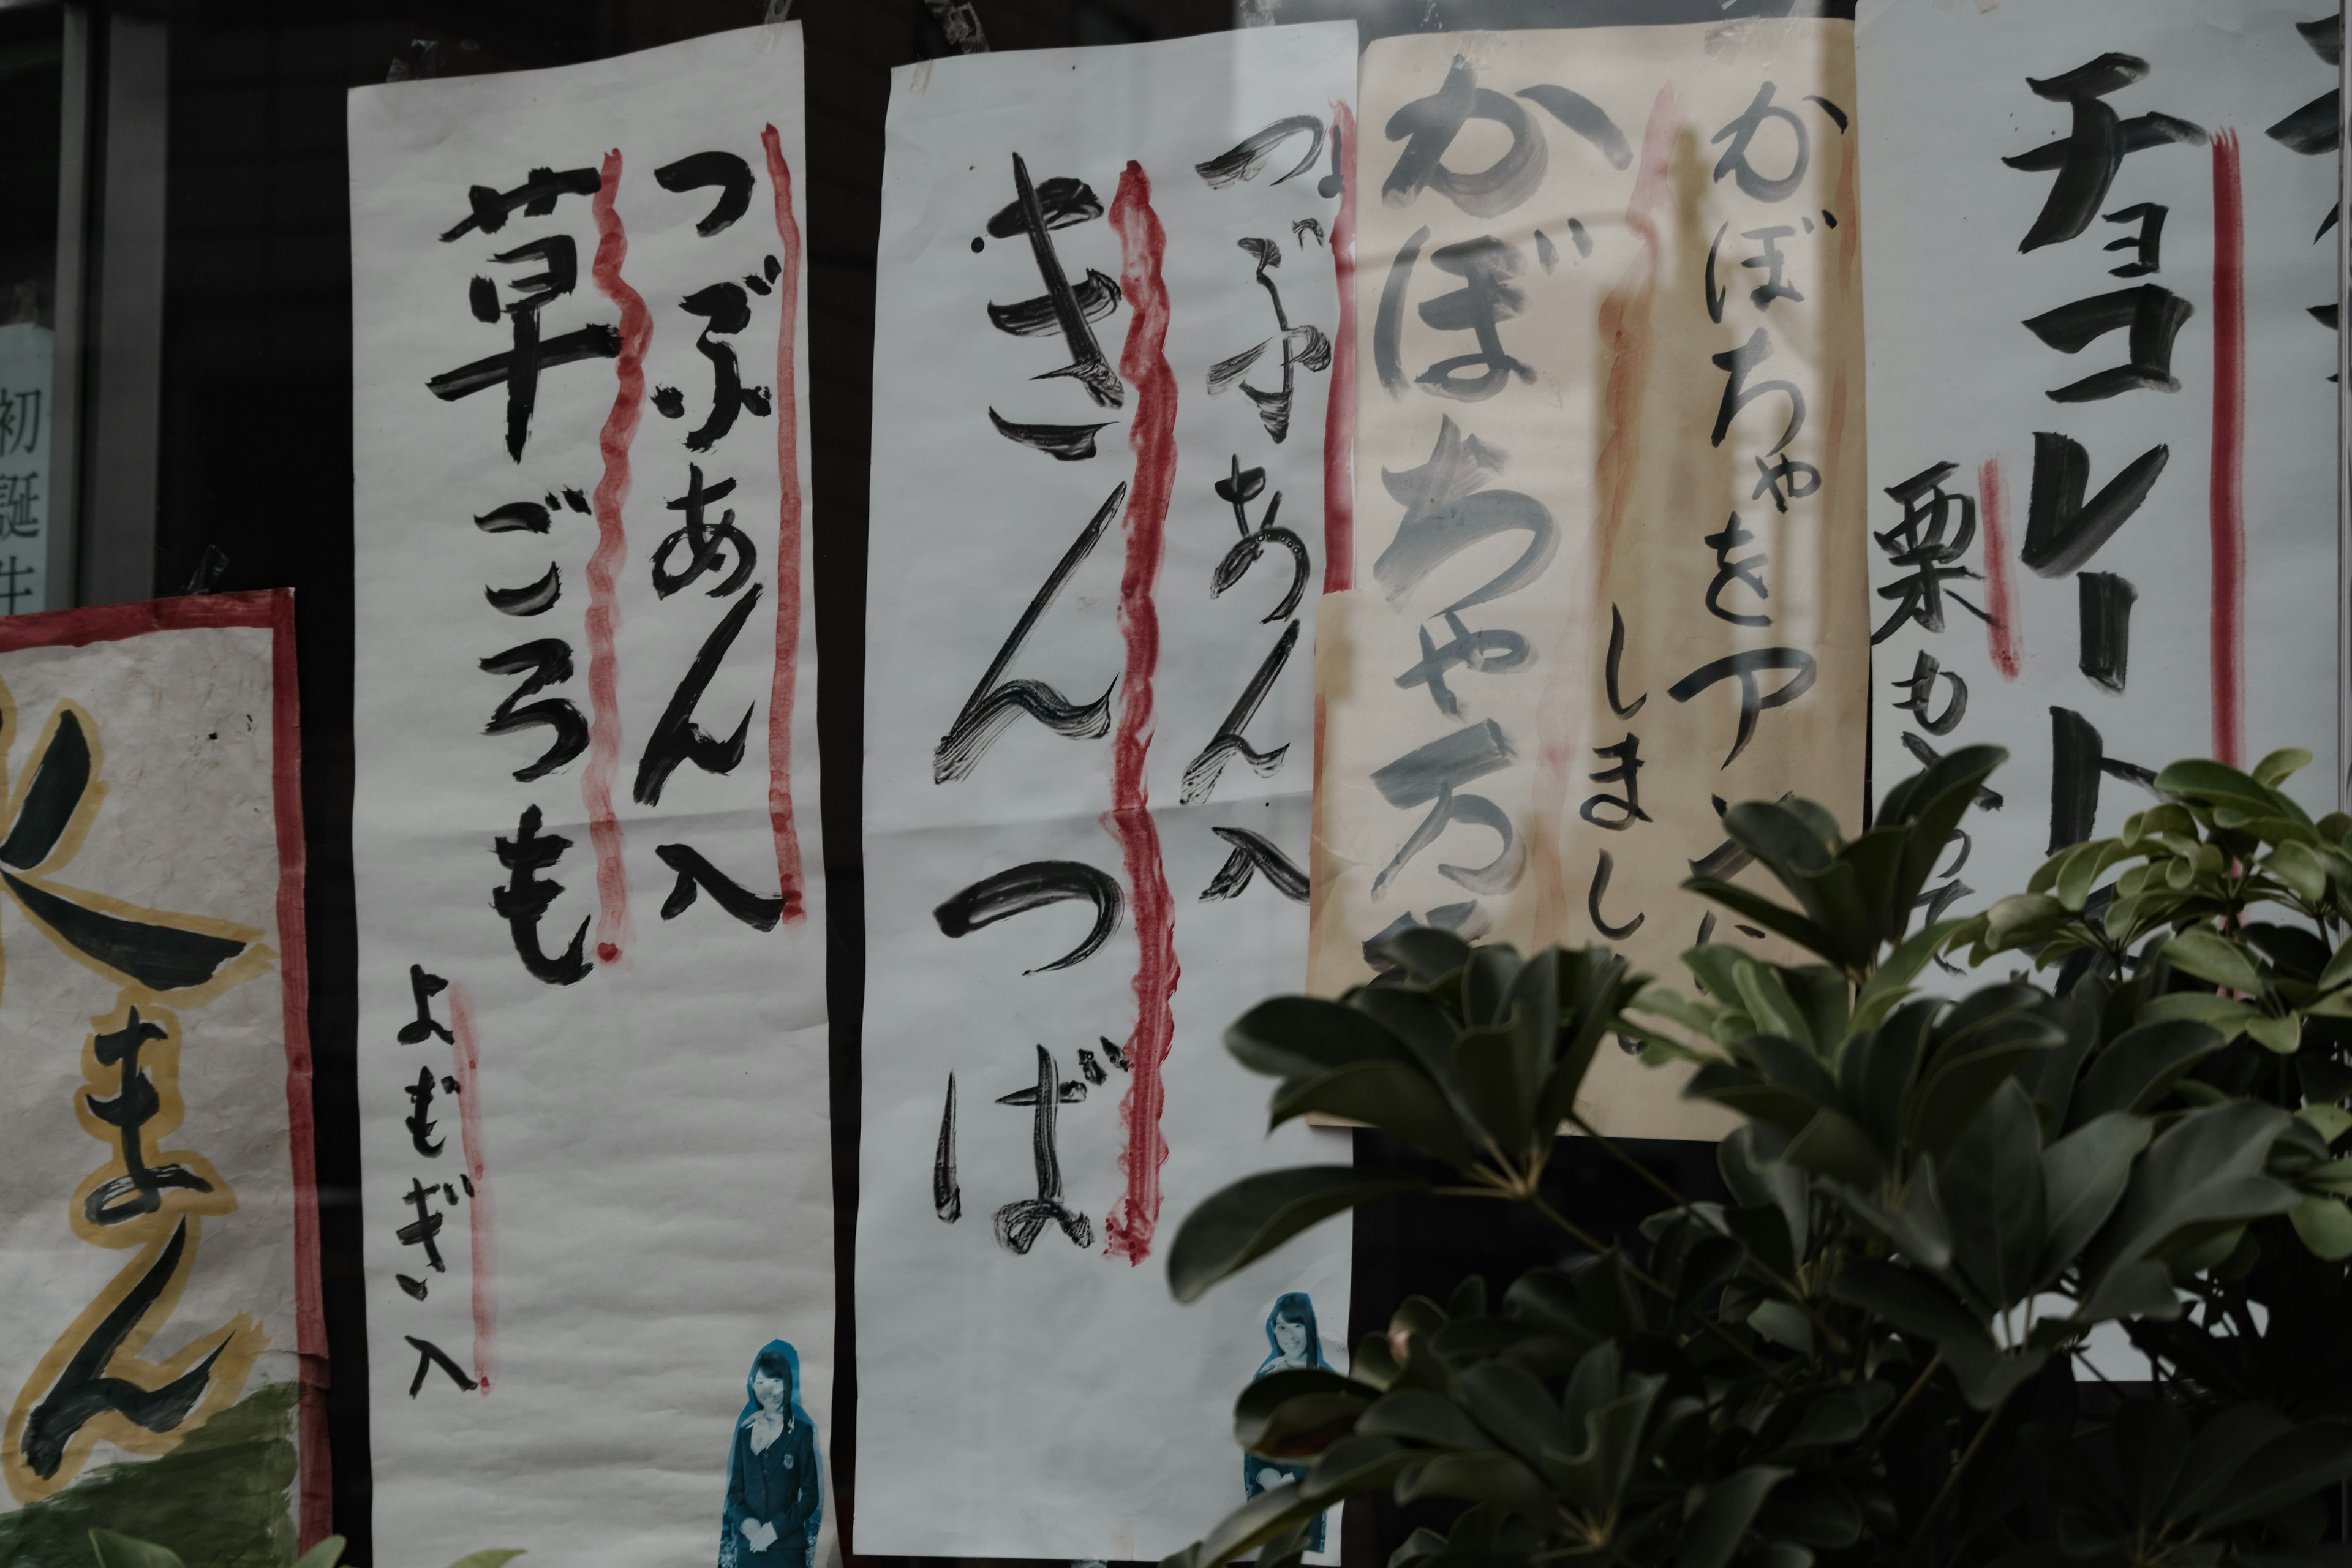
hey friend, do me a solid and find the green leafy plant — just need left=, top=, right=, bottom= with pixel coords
left=1165, top=747, right=2352, bottom=1568
left=86, top=1529, right=521, bottom=1568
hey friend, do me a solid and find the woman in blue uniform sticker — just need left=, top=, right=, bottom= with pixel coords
left=1243, top=1293, right=1327, bottom=1552
left=721, top=1340, right=821, bottom=1568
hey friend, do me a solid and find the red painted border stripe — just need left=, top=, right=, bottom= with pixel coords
left=1103, top=160, right=1180, bottom=1266
left=761, top=125, right=809, bottom=924
left=1977, top=457, right=2021, bottom=682
left=1322, top=102, right=1357, bottom=592
left=586, top=148, right=649, bottom=962
left=2210, top=130, right=2247, bottom=769
left=447, top=983, right=497, bottom=1393
left=259, top=590, right=331, bottom=1552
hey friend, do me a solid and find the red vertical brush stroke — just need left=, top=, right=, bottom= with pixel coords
left=761, top=125, right=809, bottom=923
left=1322, top=102, right=1358, bottom=592
left=1102, top=160, right=1179, bottom=1266
left=1531, top=86, right=1676, bottom=943
left=260, top=590, right=331, bottom=1551
left=586, top=149, right=648, bottom=962
left=2210, top=130, right=2247, bottom=769
left=447, top=983, right=498, bottom=1393
left=1977, top=458, right=2022, bottom=680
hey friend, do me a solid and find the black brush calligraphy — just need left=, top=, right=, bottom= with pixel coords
left=933, top=485, right=1122, bottom=784
left=932, top=859, right=1124, bottom=973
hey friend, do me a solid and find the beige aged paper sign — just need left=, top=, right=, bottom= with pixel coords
left=1314, top=20, right=1869, bottom=1137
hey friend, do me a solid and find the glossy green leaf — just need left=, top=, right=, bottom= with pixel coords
left=1393, top=1450, right=1550, bottom=1511
left=1456, top=1361, right=1571, bottom=1473
left=2297, top=1104, right=2352, bottom=1145
left=1227, top=995, right=1417, bottom=1081
left=1719, top=1124, right=1808, bottom=1259
left=2253, top=748, right=2315, bottom=789
left=1828, top=1259, right=1981, bottom=1341
left=1269, top=1061, right=1479, bottom=1170
left=1234, top=1367, right=1378, bottom=1457
left=2037, top=1112, right=2152, bottom=1286
left=1161, top=1477, right=1333, bottom=1568
left=1852, top=921, right=1965, bottom=1033
left=1759, top=1474, right=1863, bottom=1548
left=88, top=1535, right=186, bottom=1568
left=2201, top=1426, right=2352, bottom=1531
left=2288, top=1194, right=2352, bottom=1261
left=1940, top=1339, right=2050, bottom=1411
left=2247, top=1013, right=2303, bottom=1054
left=1683, top=876, right=1841, bottom=964
left=1452, top=1015, right=1537, bottom=1156
left=293, top=1538, right=349, bottom=1568
left=1909, top=1017, right=2063, bottom=1161
left=1942, top=1080, right=2046, bottom=1311
left=1349, top=987, right=1464, bottom=1087
left=2073, top=1020, right=2225, bottom=1121
left=1885, top=747, right=2010, bottom=921
left=445, top=1554, right=526, bottom=1568
left=1675, top=1465, right=1790, bottom=1568
left=2162, top=929, right=2266, bottom=995
left=1169, top=1167, right=1431, bottom=1302
left=1461, top=944, right=1523, bottom=1025
left=2074, top=1259, right=2179, bottom=1325
left=1780, top=1393, right=1871, bottom=1450
left=1782, top=1106, right=1883, bottom=1189
left=1300, top=1433, right=1418, bottom=1502
left=1358, top=1389, right=1491, bottom=1450
left=1542, top=1381, right=1660, bottom=1513
left=1375, top=927, right=1472, bottom=984
left=2086, top=1102, right=2297, bottom=1276
left=2157, top=758, right=2313, bottom=829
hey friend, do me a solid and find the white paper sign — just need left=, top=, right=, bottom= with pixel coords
left=0, top=323, right=53, bottom=616
left=1857, top=0, right=2340, bottom=951
left=349, top=26, right=831, bottom=1568
left=0, top=594, right=320, bottom=1553
left=860, top=25, right=1356, bottom=1561
left=1314, top=20, right=1870, bottom=1137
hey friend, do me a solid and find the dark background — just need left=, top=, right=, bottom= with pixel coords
left=51, top=0, right=1845, bottom=1559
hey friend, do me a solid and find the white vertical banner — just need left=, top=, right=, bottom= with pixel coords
left=859, top=25, right=1357, bottom=1561
left=1858, top=0, right=2340, bottom=954
left=1315, top=19, right=1870, bottom=1137
left=349, top=25, right=831, bottom=1568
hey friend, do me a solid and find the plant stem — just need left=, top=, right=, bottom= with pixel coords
left=1564, top=1109, right=1850, bottom=1355
left=1860, top=1352, right=1942, bottom=1456
left=1899, top=1389, right=2012, bottom=1568
left=1523, top=1194, right=1792, bottom=1385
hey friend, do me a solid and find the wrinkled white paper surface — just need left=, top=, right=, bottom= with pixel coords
left=0, top=601, right=309, bottom=1529
left=1316, top=21, right=1869, bottom=1137
left=861, top=25, right=1355, bottom=1561
left=1858, top=0, right=2340, bottom=954
left=350, top=26, right=831, bottom=1568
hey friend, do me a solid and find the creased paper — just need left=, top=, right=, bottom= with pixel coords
left=1315, top=21, right=1870, bottom=1136
left=349, top=26, right=831, bottom=1568
left=859, top=24, right=1357, bottom=1561
left=1856, top=0, right=2340, bottom=970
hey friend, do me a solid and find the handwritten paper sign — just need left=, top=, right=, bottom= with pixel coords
left=1312, top=19, right=1869, bottom=1137
left=0, top=593, right=320, bottom=1559
left=859, top=24, right=1357, bottom=1561
left=0, top=323, right=53, bottom=615
left=349, top=25, right=832, bottom=1567
left=1856, top=0, right=2341, bottom=967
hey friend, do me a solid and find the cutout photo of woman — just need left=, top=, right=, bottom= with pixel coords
left=721, top=1340, right=822, bottom=1568
left=1242, top=1292, right=1327, bottom=1552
